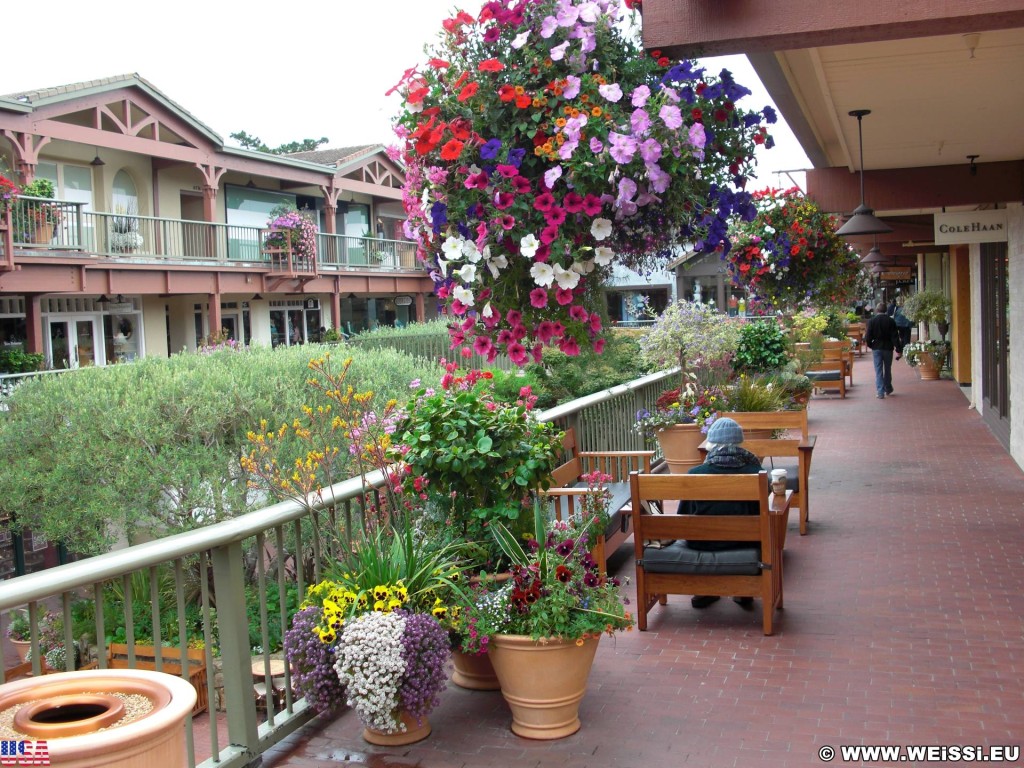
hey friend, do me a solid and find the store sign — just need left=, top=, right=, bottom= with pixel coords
left=106, top=302, right=134, bottom=313
left=934, top=210, right=1007, bottom=245
left=394, top=296, right=413, bottom=306
left=881, top=270, right=913, bottom=282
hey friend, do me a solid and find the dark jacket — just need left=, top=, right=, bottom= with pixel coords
left=893, top=306, right=913, bottom=329
left=682, top=446, right=762, bottom=551
left=865, top=312, right=902, bottom=353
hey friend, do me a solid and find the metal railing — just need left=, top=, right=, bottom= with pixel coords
left=0, top=367, right=674, bottom=767
left=9, top=196, right=420, bottom=273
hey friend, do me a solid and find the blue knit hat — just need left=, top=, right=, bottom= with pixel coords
left=706, top=417, right=744, bottom=446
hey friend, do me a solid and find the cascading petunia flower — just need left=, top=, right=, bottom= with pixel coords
left=393, top=0, right=773, bottom=357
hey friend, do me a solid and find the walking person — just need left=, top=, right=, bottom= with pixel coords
left=865, top=301, right=903, bottom=399
left=893, top=297, right=913, bottom=349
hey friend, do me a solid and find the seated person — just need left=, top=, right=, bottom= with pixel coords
left=682, top=417, right=762, bottom=610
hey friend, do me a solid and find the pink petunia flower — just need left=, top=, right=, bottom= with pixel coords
left=556, top=287, right=575, bottom=305
left=507, top=342, right=528, bottom=365
left=530, top=288, right=548, bottom=308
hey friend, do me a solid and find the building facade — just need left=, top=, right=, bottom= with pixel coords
left=1, top=74, right=437, bottom=369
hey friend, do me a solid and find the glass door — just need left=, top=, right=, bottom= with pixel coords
left=47, top=318, right=101, bottom=369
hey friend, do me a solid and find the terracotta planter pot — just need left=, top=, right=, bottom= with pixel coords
left=9, top=638, right=30, bottom=663
left=362, top=710, right=431, bottom=746
left=917, top=352, right=941, bottom=380
left=0, top=669, right=196, bottom=767
left=451, top=649, right=501, bottom=691
left=488, top=633, right=600, bottom=740
left=655, top=423, right=704, bottom=474
left=33, top=222, right=54, bottom=244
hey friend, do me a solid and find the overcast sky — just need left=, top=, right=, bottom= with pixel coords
left=3, top=0, right=810, bottom=186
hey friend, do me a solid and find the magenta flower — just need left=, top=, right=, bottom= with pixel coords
left=582, top=194, right=603, bottom=216
left=559, top=336, right=581, bottom=356
left=533, top=192, right=555, bottom=212
left=530, top=288, right=548, bottom=308
left=563, top=192, right=584, bottom=213
left=507, top=342, right=528, bottom=365
left=556, top=288, right=575, bottom=306
left=545, top=207, right=567, bottom=226
left=496, top=164, right=519, bottom=178
left=569, top=305, right=589, bottom=322
left=494, top=192, right=515, bottom=210
left=512, top=176, right=531, bottom=194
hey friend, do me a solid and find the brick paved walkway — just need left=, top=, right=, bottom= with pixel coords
left=265, top=355, right=1024, bottom=768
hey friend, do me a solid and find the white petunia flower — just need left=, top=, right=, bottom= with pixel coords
left=520, top=234, right=540, bottom=258
left=530, top=262, right=555, bottom=287
left=573, top=258, right=596, bottom=274
left=486, top=252, right=508, bottom=278
left=482, top=301, right=495, bottom=317
left=452, top=284, right=475, bottom=306
left=462, top=239, right=482, bottom=262
left=590, top=218, right=613, bottom=241
left=594, top=246, right=614, bottom=265
left=442, top=236, right=464, bottom=259
left=553, top=264, right=581, bottom=289
left=455, top=263, right=477, bottom=283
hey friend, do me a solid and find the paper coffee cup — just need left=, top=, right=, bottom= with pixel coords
left=770, top=469, right=787, bottom=482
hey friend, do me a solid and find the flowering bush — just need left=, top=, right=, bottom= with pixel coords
left=393, top=360, right=563, bottom=568
left=335, top=610, right=450, bottom=734
left=392, top=0, right=775, bottom=359
left=461, top=502, right=632, bottom=646
left=903, top=340, right=950, bottom=369
left=633, top=381, right=722, bottom=437
left=263, top=210, right=318, bottom=266
left=638, top=300, right=739, bottom=375
left=725, top=187, right=863, bottom=310
left=0, top=174, right=20, bottom=217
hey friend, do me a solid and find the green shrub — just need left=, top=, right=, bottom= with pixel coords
left=0, top=344, right=442, bottom=554
left=525, top=332, right=650, bottom=407
left=0, top=348, right=44, bottom=374
left=732, top=319, right=789, bottom=373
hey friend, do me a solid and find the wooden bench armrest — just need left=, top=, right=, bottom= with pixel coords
left=579, top=450, right=656, bottom=459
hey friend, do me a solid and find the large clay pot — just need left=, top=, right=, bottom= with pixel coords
left=917, top=352, right=941, bottom=380
left=362, top=710, right=431, bottom=746
left=488, top=633, right=600, bottom=740
left=0, top=669, right=196, bottom=767
left=9, top=638, right=30, bottom=663
left=451, top=649, right=501, bottom=691
left=655, top=423, right=704, bottom=474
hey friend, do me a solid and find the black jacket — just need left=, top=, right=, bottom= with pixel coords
left=865, top=312, right=902, bottom=353
left=682, top=447, right=763, bottom=550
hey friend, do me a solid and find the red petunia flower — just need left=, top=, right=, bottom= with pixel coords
left=440, top=139, right=465, bottom=161
left=458, top=82, right=479, bottom=102
left=478, top=58, right=505, bottom=72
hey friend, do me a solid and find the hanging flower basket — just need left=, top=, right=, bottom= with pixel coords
left=392, top=0, right=776, bottom=360
left=725, top=187, right=863, bottom=311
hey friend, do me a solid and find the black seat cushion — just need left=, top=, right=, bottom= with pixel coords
left=805, top=370, right=841, bottom=382
left=641, top=542, right=762, bottom=575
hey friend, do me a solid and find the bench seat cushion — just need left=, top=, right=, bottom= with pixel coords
left=805, top=370, right=841, bottom=382
left=641, top=542, right=762, bottom=575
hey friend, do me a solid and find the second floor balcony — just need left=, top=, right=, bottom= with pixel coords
left=1, top=197, right=421, bottom=276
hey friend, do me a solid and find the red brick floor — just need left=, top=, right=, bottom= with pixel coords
left=263, top=355, right=1024, bottom=767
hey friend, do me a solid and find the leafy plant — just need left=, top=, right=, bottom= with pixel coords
left=732, top=319, right=789, bottom=373
left=725, top=373, right=788, bottom=412
left=0, top=348, right=44, bottom=374
left=6, top=609, right=31, bottom=641
left=638, top=300, right=739, bottom=378
left=903, top=290, right=951, bottom=334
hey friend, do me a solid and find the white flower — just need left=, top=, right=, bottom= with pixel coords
left=531, top=262, right=555, bottom=287
left=486, top=252, right=508, bottom=278
left=442, top=236, right=464, bottom=259
left=453, top=284, right=475, bottom=305
left=455, top=263, right=477, bottom=283
left=482, top=302, right=495, bottom=318
left=553, top=264, right=581, bottom=290
left=520, top=234, right=540, bottom=258
left=512, top=30, right=530, bottom=49
left=573, top=258, right=595, bottom=275
left=462, top=239, right=482, bottom=263
left=594, top=246, right=614, bottom=265
left=591, top=218, right=613, bottom=241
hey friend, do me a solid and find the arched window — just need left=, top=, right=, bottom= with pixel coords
left=112, top=170, right=138, bottom=215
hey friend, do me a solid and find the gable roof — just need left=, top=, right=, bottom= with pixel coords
left=286, top=144, right=382, bottom=167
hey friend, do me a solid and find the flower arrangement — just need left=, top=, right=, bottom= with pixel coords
left=638, top=300, right=739, bottom=381
left=283, top=605, right=347, bottom=714
left=393, top=359, right=563, bottom=569
left=5, top=608, right=31, bottom=642
left=725, top=187, right=863, bottom=311
left=633, top=381, right=722, bottom=437
left=335, top=610, right=449, bottom=734
left=461, top=501, right=632, bottom=646
left=391, top=0, right=775, bottom=359
left=0, top=174, right=20, bottom=217
left=903, top=340, right=950, bottom=369
left=263, top=209, right=318, bottom=266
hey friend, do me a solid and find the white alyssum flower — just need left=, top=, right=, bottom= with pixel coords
left=336, top=612, right=408, bottom=733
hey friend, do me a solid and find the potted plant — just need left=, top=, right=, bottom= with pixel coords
left=12, top=178, right=61, bottom=244
left=393, top=360, right=563, bottom=571
left=262, top=208, right=318, bottom=270
left=462, top=502, right=633, bottom=739
left=392, top=0, right=776, bottom=358
left=903, top=289, right=952, bottom=340
left=6, top=608, right=32, bottom=661
left=725, top=187, right=863, bottom=311
left=634, top=381, right=723, bottom=473
left=0, top=173, right=20, bottom=222
left=902, top=340, right=951, bottom=380
left=110, top=204, right=144, bottom=253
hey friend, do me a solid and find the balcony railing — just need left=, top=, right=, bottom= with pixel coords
left=9, top=196, right=421, bottom=274
left=0, top=367, right=674, bottom=768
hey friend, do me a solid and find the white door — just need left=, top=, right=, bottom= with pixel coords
left=48, top=318, right=102, bottom=369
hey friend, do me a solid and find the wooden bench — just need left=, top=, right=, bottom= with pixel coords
left=542, top=427, right=654, bottom=573
left=804, top=360, right=846, bottom=398
left=725, top=410, right=809, bottom=441
left=847, top=323, right=866, bottom=355
left=796, top=341, right=853, bottom=389
left=629, top=471, right=789, bottom=635
left=106, top=643, right=209, bottom=715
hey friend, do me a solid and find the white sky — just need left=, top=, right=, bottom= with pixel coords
left=2, top=0, right=810, bottom=186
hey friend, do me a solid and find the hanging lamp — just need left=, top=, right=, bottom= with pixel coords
left=836, top=110, right=892, bottom=237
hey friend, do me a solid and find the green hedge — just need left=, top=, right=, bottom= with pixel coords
left=0, top=344, right=442, bottom=554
